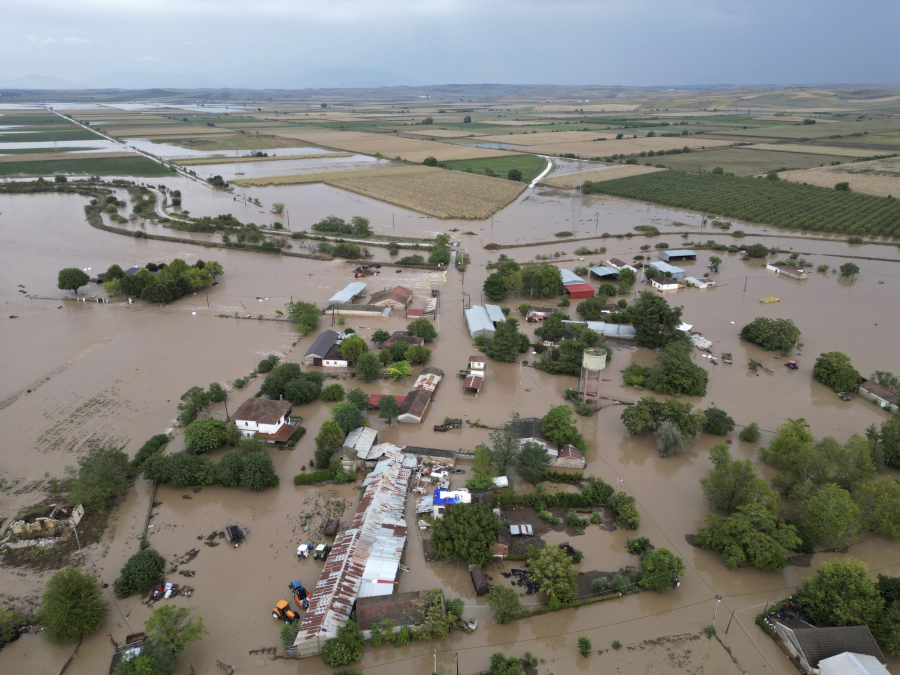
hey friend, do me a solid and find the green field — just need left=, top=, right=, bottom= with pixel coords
left=708, top=118, right=900, bottom=140
left=582, top=170, right=900, bottom=237
left=0, top=114, right=63, bottom=125
left=0, top=128, right=104, bottom=143
left=0, top=146, right=97, bottom=155
left=652, top=146, right=852, bottom=176
left=0, top=156, right=175, bottom=177
left=441, top=154, right=548, bottom=182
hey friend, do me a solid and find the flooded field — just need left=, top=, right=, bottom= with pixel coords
left=1, top=173, right=899, bottom=675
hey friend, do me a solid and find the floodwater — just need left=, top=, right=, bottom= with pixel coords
left=1, top=173, right=900, bottom=675
left=185, top=154, right=389, bottom=181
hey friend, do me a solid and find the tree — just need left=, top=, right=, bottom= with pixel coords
left=695, top=504, right=802, bottom=571
left=346, top=387, right=368, bottom=411
left=508, top=168, right=522, bottom=181
left=740, top=422, right=761, bottom=442
left=241, top=451, right=280, bottom=491
left=800, top=484, right=861, bottom=549
left=407, top=317, right=437, bottom=342
left=435, top=232, right=451, bottom=246
left=354, top=351, right=382, bottom=382
left=183, top=418, right=227, bottom=453
left=407, top=344, right=430, bottom=363
left=766, top=170, right=780, bottom=181
left=814, top=351, right=862, bottom=392
left=534, top=313, right=566, bottom=342
left=57, top=267, right=90, bottom=294
left=423, top=156, right=438, bottom=166
left=709, top=256, right=722, bottom=269
left=578, top=636, right=592, bottom=657
left=429, top=247, right=451, bottom=265
left=486, top=585, right=521, bottom=625
left=378, top=395, right=400, bottom=422
left=350, top=216, right=371, bottom=236
left=528, top=544, right=578, bottom=604
left=871, top=371, right=900, bottom=392
left=483, top=272, right=509, bottom=301
left=216, top=451, right=245, bottom=487
left=489, top=412, right=520, bottom=475
left=576, top=295, right=610, bottom=320
left=639, top=548, right=685, bottom=594
left=485, top=318, right=523, bottom=362
left=286, top=301, right=320, bottom=335
left=371, top=329, right=391, bottom=346
left=840, top=262, right=860, bottom=279
left=745, top=243, right=770, bottom=258
left=655, top=421, right=686, bottom=458
left=467, top=445, right=497, bottom=491
left=867, top=414, right=900, bottom=469
left=430, top=503, right=500, bottom=566
left=283, top=371, right=325, bottom=405
left=739, top=317, right=801, bottom=351
left=205, top=261, right=223, bottom=279
left=797, top=559, right=883, bottom=627
left=855, top=479, right=900, bottom=537
left=463, top=115, right=471, bottom=123
left=208, top=382, right=227, bottom=403
left=321, top=383, right=345, bottom=402
left=629, top=291, right=683, bottom=349
left=759, top=418, right=815, bottom=467
left=314, top=420, right=344, bottom=468
left=700, top=443, right=777, bottom=513
left=542, top=405, right=583, bottom=448
left=68, top=446, right=130, bottom=512
left=704, top=407, right=735, bottom=435
left=489, top=653, right=523, bottom=675
left=103, top=278, right=122, bottom=295
left=40, top=567, right=109, bottom=643
left=519, top=441, right=551, bottom=483
left=105, top=264, right=126, bottom=281
left=177, top=385, right=211, bottom=426
left=114, top=548, right=166, bottom=597
left=331, top=401, right=362, bottom=434
left=386, top=360, right=412, bottom=380
left=145, top=605, right=208, bottom=654
left=112, top=638, right=175, bottom=675
left=644, top=337, right=707, bottom=396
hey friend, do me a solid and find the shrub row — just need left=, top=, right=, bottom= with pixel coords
left=508, top=592, right=621, bottom=621
left=544, top=471, right=584, bottom=484
left=294, top=470, right=332, bottom=485
left=128, top=434, right=169, bottom=478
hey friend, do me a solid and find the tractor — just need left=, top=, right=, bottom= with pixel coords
left=314, top=543, right=332, bottom=561
left=289, top=581, right=311, bottom=610
left=272, top=599, right=298, bottom=623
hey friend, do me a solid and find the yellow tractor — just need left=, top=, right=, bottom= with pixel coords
left=272, top=599, right=298, bottom=624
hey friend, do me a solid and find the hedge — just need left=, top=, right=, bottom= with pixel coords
left=545, top=471, right=583, bottom=485
left=294, top=470, right=332, bottom=485
left=495, top=489, right=593, bottom=510
left=128, top=434, right=169, bottom=478
left=508, top=592, right=622, bottom=621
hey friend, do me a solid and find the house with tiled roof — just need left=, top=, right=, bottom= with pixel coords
left=231, top=398, right=296, bottom=444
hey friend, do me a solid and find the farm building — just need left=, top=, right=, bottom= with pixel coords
left=766, top=263, right=808, bottom=280
left=858, top=381, right=899, bottom=413
left=589, top=266, right=620, bottom=280
left=319, top=343, right=349, bottom=367
left=560, top=268, right=585, bottom=285
left=819, top=653, right=889, bottom=675
left=465, top=305, right=495, bottom=339
left=398, top=389, right=432, bottom=423
left=652, top=277, right=681, bottom=291
left=649, top=261, right=686, bottom=279
left=562, top=320, right=636, bottom=340
left=303, top=330, right=340, bottom=365
left=485, top=304, right=506, bottom=324
left=772, top=623, right=886, bottom=675
left=344, top=427, right=378, bottom=462
left=432, top=489, right=472, bottom=519
left=368, top=394, right=406, bottom=410
left=292, top=445, right=415, bottom=658
left=469, top=355, right=486, bottom=370
left=368, top=286, right=413, bottom=309
left=355, top=590, right=435, bottom=639
left=331, top=446, right=359, bottom=472
left=231, top=398, right=297, bottom=444
left=413, top=367, right=443, bottom=394
left=606, top=258, right=628, bottom=269
left=385, top=331, right=424, bottom=347
left=658, top=249, right=697, bottom=262
left=685, top=277, right=713, bottom=289
left=401, top=446, right=457, bottom=465
left=328, top=282, right=368, bottom=304
left=463, top=372, right=484, bottom=395
left=563, top=282, right=595, bottom=299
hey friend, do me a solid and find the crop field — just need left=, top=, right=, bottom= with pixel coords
left=542, top=164, right=665, bottom=188
left=533, top=104, right=639, bottom=112
left=473, top=130, right=619, bottom=145
left=404, top=129, right=487, bottom=138
left=744, top=143, right=880, bottom=157
left=809, top=132, right=900, bottom=152
left=0, top=128, right=104, bottom=143
left=0, top=155, right=175, bottom=177
left=174, top=152, right=353, bottom=166
left=231, top=164, right=430, bottom=186
left=105, top=124, right=234, bottom=137
left=0, top=146, right=97, bottom=155
left=653, top=146, right=853, bottom=175
left=329, top=168, right=526, bottom=219
left=274, top=129, right=519, bottom=162
left=707, top=118, right=900, bottom=139
left=0, top=151, right=137, bottom=164
left=155, top=135, right=310, bottom=150
left=582, top=170, right=900, bottom=237
left=440, top=154, right=548, bottom=182
left=510, top=136, right=733, bottom=159
left=777, top=157, right=900, bottom=197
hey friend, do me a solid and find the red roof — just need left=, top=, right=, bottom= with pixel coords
left=406, top=309, right=424, bottom=317
left=564, top=283, right=595, bottom=298
left=255, top=422, right=296, bottom=443
left=463, top=375, right=483, bottom=390
left=368, top=394, right=406, bottom=408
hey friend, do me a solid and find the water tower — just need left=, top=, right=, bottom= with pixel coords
left=579, top=347, right=607, bottom=406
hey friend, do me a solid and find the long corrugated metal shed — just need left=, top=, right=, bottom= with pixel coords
left=658, top=249, right=696, bottom=261
left=294, top=444, right=412, bottom=645
left=562, top=320, right=636, bottom=339
left=560, top=268, right=585, bottom=285
left=589, top=266, right=619, bottom=279
left=329, top=282, right=368, bottom=303
left=465, top=306, right=494, bottom=337
left=485, top=304, right=506, bottom=324
left=649, top=261, right=686, bottom=278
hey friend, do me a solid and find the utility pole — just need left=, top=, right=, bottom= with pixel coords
left=744, top=276, right=747, bottom=292
left=725, top=609, right=736, bottom=634
left=713, top=595, right=722, bottom=624
left=595, top=213, right=599, bottom=237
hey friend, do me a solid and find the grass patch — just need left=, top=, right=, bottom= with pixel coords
left=0, top=128, right=104, bottom=143
left=0, top=146, right=98, bottom=155
left=583, top=170, right=900, bottom=237
left=0, top=156, right=175, bottom=177
left=441, top=154, right=548, bottom=182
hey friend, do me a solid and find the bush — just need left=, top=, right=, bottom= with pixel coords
left=114, top=548, right=166, bottom=598
left=740, top=317, right=800, bottom=351
left=183, top=418, right=227, bottom=453
left=129, top=434, right=169, bottom=477
left=40, top=567, right=109, bottom=643
left=322, top=620, right=363, bottom=667
left=321, top=383, right=345, bottom=402
left=257, top=354, right=279, bottom=373
left=740, top=422, right=761, bottom=442
left=294, top=470, right=332, bottom=485
left=207, top=382, right=227, bottom=403
left=240, top=452, right=280, bottom=491
left=590, top=577, right=609, bottom=594
left=627, top=537, right=651, bottom=556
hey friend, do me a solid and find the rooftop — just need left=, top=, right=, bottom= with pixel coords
left=659, top=249, right=696, bottom=259
left=255, top=423, right=296, bottom=443
left=355, top=590, right=432, bottom=632
left=792, top=626, right=886, bottom=669
left=560, top=268, right=585, bottom=285
left=485, top=304, right=506, bottom=324
left=589, top=266, right=619, bottom=277
left=402, top=446, right=458, bottom=460
left=368, top=394, right=406, bottom=408
left=231, top=398, right=291, bottom=425
left=860, top=381, right=899, bottom=407
left=328, top=281, right=368, bottom=304
left=399, top=389, right=431, bottom=419
left=386, top=331, right=424, bottom=346
left=649, top=260, right=685, bottom=275
left=465, top=306, right=494, bottom=335
left=304, top=330, right=340, bottom=359
left=368, top=286, right=413, bottom=306
left=344, top=427, right=378, bottom=457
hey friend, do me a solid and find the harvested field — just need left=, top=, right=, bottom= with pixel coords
left=533, top=104, right=639, bottom=112
left=776, top=157, right=900, bottom=197
left=231, top=164, right=430, bottom=186
left=743, top=143, right=880, bottom=157
left=272, top=129, right=519, bottom=162
left=0, top=151, right=138, bottom=163
left=158, top=135, right=309, bottom=150
left=516, top=136, right=732, bottom=158
left=174, top=152, right=352, bottom=166
left=542, top=164, right=665, bottom=188
left=105, top=125, right=230, bottom=137
left=329, top=169, right=526, bottom=219
left=404, top=129, right=487, bottom=138
left=474, top=130, right=619, bottom=145
left=657, top=146, right=853, bottom=176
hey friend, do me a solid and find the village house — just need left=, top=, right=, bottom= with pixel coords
left=385, top=331, right=425, bottom=347
left=355, top=590, right=435, bottom=640
left=397, top=389, right=432, bottom=424
left=231, top=398, right=296, bottom=444
left=367, top=286, right=413, bottom=309
left=651, top=277, right=681, bottom=291
left=303, top=330, right=340, bottom=366
left=766, top=263, right=808, bottom=280
left=773, top=624, right=887, bottom=675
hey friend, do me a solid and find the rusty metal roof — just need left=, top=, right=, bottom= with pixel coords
left=295, top=444, right=412, bottom=645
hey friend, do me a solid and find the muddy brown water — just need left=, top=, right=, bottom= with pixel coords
left=1, top=177, right=899, bottom=674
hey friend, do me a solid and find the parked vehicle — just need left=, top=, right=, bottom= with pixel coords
left=272, top=600, right=298, bottom=623
left=297, top=541, right=312, bottom=559
left=785, top=361, right=799, bottom=370
left=289, top=581, right=311, bottom=609
left=314, top=543, right=332, bottom=561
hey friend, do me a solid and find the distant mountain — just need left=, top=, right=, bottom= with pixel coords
left=0, top=74, right=80, bottom=90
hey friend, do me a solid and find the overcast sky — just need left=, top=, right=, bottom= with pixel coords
left=2, top=0, right=897, bottom=89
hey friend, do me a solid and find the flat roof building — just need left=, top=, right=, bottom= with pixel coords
left=465, top=306, right=495, bottom=339
left=649, top=261, right=686, bottom=279
left=328, top=282, right=368, bottom=304
left=658, top=249, right=697, bottom=262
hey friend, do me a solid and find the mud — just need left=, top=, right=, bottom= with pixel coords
left=1, top=169, right=900, bottom=674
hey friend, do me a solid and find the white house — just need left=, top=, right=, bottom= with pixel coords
left=231, top=398, right=296, bottom=444
left=651, top=278, right=680, bottom=291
